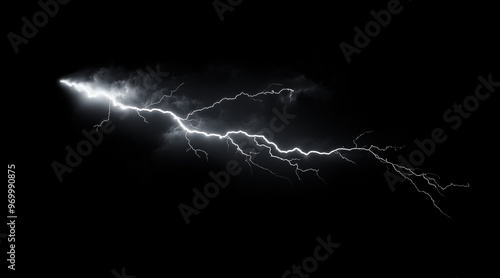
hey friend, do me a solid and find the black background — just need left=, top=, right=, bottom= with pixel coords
left=3, top=0, right=499, bottom=277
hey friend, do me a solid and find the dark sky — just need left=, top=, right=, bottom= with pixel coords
left=4, top=0, right=499, bottom=277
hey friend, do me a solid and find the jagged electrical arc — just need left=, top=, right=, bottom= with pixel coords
left=59, top=79, right=468, bottom=217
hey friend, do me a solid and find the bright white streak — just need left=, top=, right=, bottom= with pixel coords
left=59, top=79, right=469, bottom=217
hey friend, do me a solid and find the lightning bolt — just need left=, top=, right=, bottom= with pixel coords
left=185, top=83, right=292, bottom=120
left=59, top=78, right=468, bottom=217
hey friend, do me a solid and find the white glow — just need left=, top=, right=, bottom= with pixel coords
left=60, top=79, right=469, bottom=217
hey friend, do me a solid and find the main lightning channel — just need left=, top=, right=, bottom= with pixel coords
left=59, top=79, right=469, bottom=217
